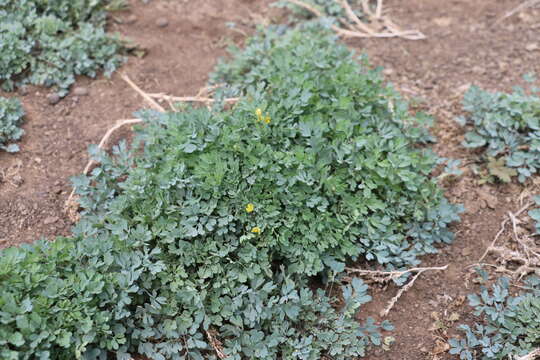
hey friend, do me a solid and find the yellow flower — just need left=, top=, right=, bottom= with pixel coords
left=264, top=115, right=271, bottom=124
left=251, top=226, right=261, bottom=234
left=245, top=203, right=254, bottom=213
left=255, top=108, right=263, bottom=122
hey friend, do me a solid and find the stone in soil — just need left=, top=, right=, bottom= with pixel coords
left=156, top=17, right=169, bottom=28
left=47, top=93, right=61, bottom=105
left=73, top=87, right=89, bottom=96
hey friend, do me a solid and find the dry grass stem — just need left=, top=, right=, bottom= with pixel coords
left=147, top=93, right=239, bottom=105
left=285, top=0, right=425, bottom=40
left=65, top=118, right=143, bottom=209
left=206, top=330, right=228, bottom=359
left=478, top=202, right=533, bottom=262
left=346, top=265, right=448, bottom=316
left=379, top=265, right=448, bottom=317
left=495, top=0, right=540, bottom=25
left=516, top=348, right=540, bottom=360
left=120, top=73, right=166, bottom=112
left=476, top=199, right=540, bottom=278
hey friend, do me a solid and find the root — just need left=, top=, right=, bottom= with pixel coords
left=285, top=0, right=425, bottom=40
left=346, top=264, right=449, bottom=316
left=494, top=0, right=540, bottom=25
left=206, top=330, right=228, bottom=359
left=476, top=196, right=540, bottom=279
left=147, top=93, right=239, bottom=105
left=516, top=348, right=540, bottom=360
left=64, top=118, right=142, bottom=211
left=121, top=73, right=165, bottom=112
left=65, top=76, right=240, bottom=215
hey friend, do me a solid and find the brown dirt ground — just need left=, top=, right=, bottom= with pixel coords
left=1, top=0, right=539, bottom=359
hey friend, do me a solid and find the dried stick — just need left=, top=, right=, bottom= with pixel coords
left=285, top=0, right=425, bottom=40
left=206, top=330, right=228, bottom=359
left=338, top=0, right=376, bottom=35
left=517, top=348, right=540, bottom=360
left=346, top=264, right=448, bottom=279
left=375, top=0, right=383, bottom=19
left=494, top=0, right=540, bottom=25
left=478, top=202, right=533, bottom=262
left=379, top=264, right=449, bottom=317
left=65, top=118, right=143, bottom=208
left=120, top=73, right=166, bottom=112
left=147, top=93, right=240, bottom=104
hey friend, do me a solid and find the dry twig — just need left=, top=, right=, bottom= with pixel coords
left=206, top=330, right=228, bottom=359
left=516, top=348, right=540, bottom=360
left=285, top=0, right=425, bottom=40
left=346, top=264, right=449, bottom=316
left=476, top=199, right=540, bottom=279
left=478, top=202, right=533, bottom=262
left=64, top=118, right=143, bottom=210
left=120, top=73, right=166, bottom=112
left=380, top=265, right=448, bottom=317
left=65, top=77, right=239, bottom=214
left=494, top=0, right=540, bottom=25
left=147, top=93, right=239, bottom=105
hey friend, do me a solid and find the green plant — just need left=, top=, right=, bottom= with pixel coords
left=273, top=0, right=357, bottom=21
left=0, top=25, right=461, bottom=359
left=0, top=0, right=125, bottom=96
left=449, top=275, right=540, bottom=360
left=0, top=96, right=25, bottom=152
left=458, top=85, right=540, bottom=183
left=528, top=195, right=540, bottom=234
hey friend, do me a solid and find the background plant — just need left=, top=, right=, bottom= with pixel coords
left=0, top=0, right=125, bottom=96
left=449, top=274, right=540, bottom=360
left=458, top=84, right=540, bottom=183
left=0, top=96, right=25, bottom=152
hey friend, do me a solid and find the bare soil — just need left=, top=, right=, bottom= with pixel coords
left=1, top=0, right=539, bottom=359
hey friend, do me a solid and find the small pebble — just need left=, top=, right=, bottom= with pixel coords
left=12, top=175, right=24, bottom=187
left=18, top=86, right=29, bottom=96
left=47, top=93, right=61, bottom=105
left=125, top=14, right=137, bottom=24
left=44, top=216, right=59, bottom=225
left=156, top=17, right=169, bottom=28
left=73, top=87, right=89, bottom=96
left=525, top=43, right=538, bottom=52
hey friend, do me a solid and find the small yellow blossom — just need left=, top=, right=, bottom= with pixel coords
left=264, top=115, right=271, bottom=124
left=251, top=226, right=261, bottom=234
left=255, top=108, right=263, bottom=122
left=246, top=203, right=254, bottom=213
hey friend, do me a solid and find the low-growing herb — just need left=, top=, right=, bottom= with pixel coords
left=0, top=0, right=125, bottom=96
left=449, top=276, right=540, bottom=360
left=0, top=96, right=24, bottom=152
left=458, top=85, right=540, bottom=183
left=0, top=24, right=460, bottom=359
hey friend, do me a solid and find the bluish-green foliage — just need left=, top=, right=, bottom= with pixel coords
left=0, top=0, right=124, bottom=96
left=458, top=85, right=540, bottom=182
left=528, top=195, right=540, bottom=234
left=272, top=0, right=364, bottom=26
left=0, top=96, right=24, bottom=152
left=0, top=25, right=461, bottom=359
left=450, top=276, right=540, bottom=360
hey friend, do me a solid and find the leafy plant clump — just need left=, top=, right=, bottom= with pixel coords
left=0, top=25, right=460, bottom=359
left=0, top=0, right=125, bottom=96
left=450, top=275, right=540, bottom=360
left=0, top=96, right=25, bottom=152
left=528, top=195, right=540, bottom=235
left=458, top=85, right=540, bottom=182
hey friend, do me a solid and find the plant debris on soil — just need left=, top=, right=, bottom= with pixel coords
left=1, top=0, right=539, bottom=359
